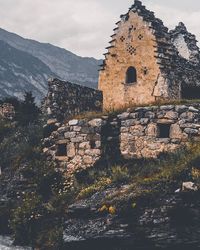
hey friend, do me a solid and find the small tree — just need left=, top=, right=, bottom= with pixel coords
left=3, top=96, right=21, bottom=111
left=17, top=92, right=40, bottom=126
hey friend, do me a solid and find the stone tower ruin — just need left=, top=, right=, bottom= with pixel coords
left=98, top=0, right=200, bottom=110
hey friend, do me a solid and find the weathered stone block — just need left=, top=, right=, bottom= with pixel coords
left=175, top=105, right=188, bottom=113
left=78, top=150, right=85, bottom=156
left=121, top=119, right=136, bottom=127
left=130, top=125, right=145, bottom=136
left=85, top=149, right=101, bottom=156
left=73, top=126, right=82, bottom=132
left=146, top=123, right=158, bottom=137
left=79, top=142, right=90, bottom=149
left=81, top=126, right=93, bottom=134
left=164, top=111, right=178, bottom=120
left=140, top=118, right=149, bottom=125
left=188, top=106, right=199, bottom=113
left=157, top=111, right=166, bottom=119
left=95, top=141, right=101, bottom=148
left=67, top=143, right=76, bottom=158
left=47, top=119, right=57, bottom=125
left=129, top=112, right=139, bottom=119
left=157, top=119, right=175, bottom=124
left=88, top=119, right=103, bottom=127
left=57, top=139, right=68, bottom=144
left=83, top=155, right=93, bottom=165
left=57, top=126, right=68, bottom=133
left=68, top=119, right=79, bottom=126
left=180, top=112, right=195, bottom=122
left=179, top=123, right=200, bottom=129
left=147, top=143, right=161, bottom=151
left=64, top=132, right=76, bottom=139
left=145, top=111, right=155, bottom=119
left=121, top=127, right=129, bottom=133
left=170, top=124, right=182, bottom=139
left=160, top=105, right=174, bottom=111
left=156, top=138, right=170, bottom=144
left=117, top=112, right=130, bottom=120
left=184, top=128, right=199, bottom=135
left=71, top=137, right=84, bottom=143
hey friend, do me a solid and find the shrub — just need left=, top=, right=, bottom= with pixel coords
left=111, top=165, right=130, bottom=184
left=77, top=177, right=111, bottom=199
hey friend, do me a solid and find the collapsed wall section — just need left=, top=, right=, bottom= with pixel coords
left=170, top=23, right=200, bottom=99
left=44, top=78, right=103, bottom=123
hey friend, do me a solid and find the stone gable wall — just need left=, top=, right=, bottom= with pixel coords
left=44, top=78, right=103, bottom=123
left=98, top=0, right=200, bottom=110
left=44, top=104, right=200, bottom=177
left=98, top=0, right=180, bottom=110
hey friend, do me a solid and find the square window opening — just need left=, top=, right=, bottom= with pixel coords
left=158, top=124, right=171, bottom=138
left=56, top=144, right=67, bottom=156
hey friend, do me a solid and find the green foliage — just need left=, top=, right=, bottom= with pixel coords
left=9, top=148, right=65, bottom=248
left=0, top=119, right=13, bottom=141
left=1, top=92, right=40, bottom=126
left=111, top=166, right=130, bottom=184
left=0, top=112, right=67, bottom=248
left=77, top=177, right=111, bottom=199
left=0, top=123, right=43, bottom=171
left=11, top=193, right=43, bottom=245
left=75, top=142, right=200, bottom=206
left=16, top=92, right=40, bottom=126
left=2, top=96, right=21, bottom=110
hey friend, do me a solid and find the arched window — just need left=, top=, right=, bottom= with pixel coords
left=126, top=67, right=137, bottom=84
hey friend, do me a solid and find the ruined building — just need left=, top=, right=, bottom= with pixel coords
left=99, top=0, right=200, bottom=110
left=44, top=1, right=200, bottom=178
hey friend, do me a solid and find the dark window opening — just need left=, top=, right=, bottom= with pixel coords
left=90, top=140, right=96, bottom=149
left=56, top=144, right=67, bottom=156
left=126, top=67, right=137, bottom=84
left=182, top=86, right=200, bottom=99
left=158, top=124, right=171, bottom=138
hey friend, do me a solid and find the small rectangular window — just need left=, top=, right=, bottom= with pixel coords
left=56, top=144, right=67, bottom=156
left=158, top=124, right=171, bottom=138
left=90, top=140, right=96, bottom=149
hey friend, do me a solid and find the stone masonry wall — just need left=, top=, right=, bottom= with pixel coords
left=0, top=103, right=15, bottom=120
left=44, top=104, right=200, bottom=177
left=98, top=0, right=180, bottom=110
left=98, top=0, right=200, bottom=110
left=44, top=78, right=103, bottom=124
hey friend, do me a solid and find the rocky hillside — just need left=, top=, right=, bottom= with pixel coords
left=0, top=28, right=101, bottom=102
left=1, top=106, right=200, bottom=249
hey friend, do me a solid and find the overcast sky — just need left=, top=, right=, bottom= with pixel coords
left=1, top=0, right=200, bottom=59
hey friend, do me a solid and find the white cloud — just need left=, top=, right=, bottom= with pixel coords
left=0, top=0, right=200, bottom=58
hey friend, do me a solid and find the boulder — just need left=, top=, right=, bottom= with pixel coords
left=170, top=124, right=182, bottom=139
left=68, top=119, right=79, bottom=126
left=182, top=182, right=198, bottom=191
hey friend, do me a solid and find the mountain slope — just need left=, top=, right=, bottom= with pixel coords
left=0, top=28, right=101, bottom=89
left=0, top=40, right=57, bottom=102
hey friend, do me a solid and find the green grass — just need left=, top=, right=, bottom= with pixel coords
left=64, top=99, right=200, bottom=123
left=74, top=141, right=200, bottom=207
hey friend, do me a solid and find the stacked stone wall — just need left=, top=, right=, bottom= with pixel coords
left=0, top=103, right=15, bottom=120
left=44, top=104, right=200, bottom=176
left=44, top=78, right=103, bottom=124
